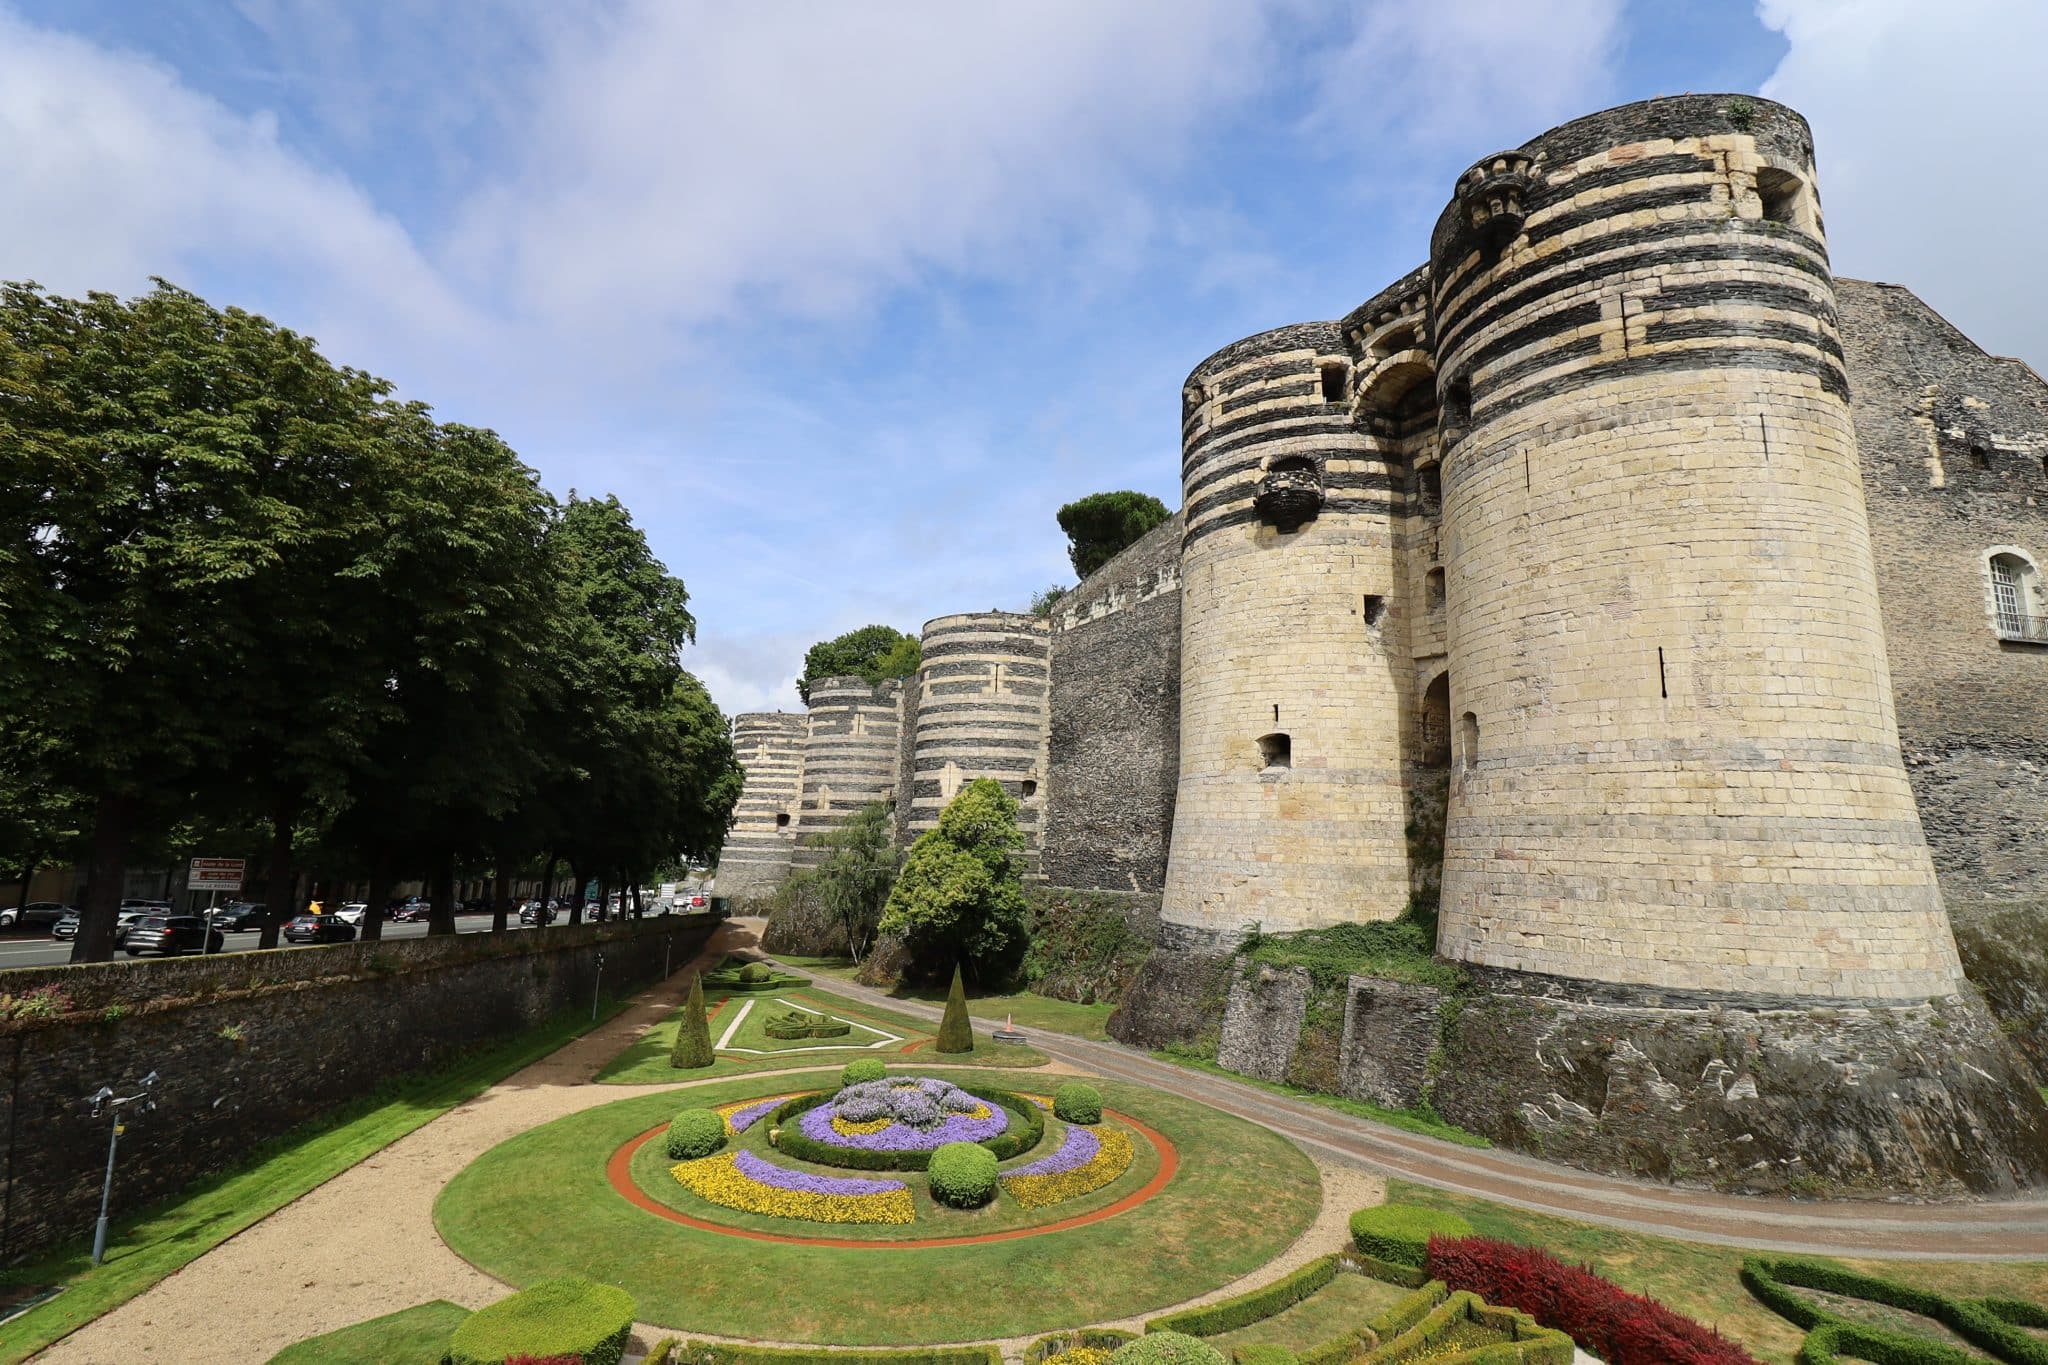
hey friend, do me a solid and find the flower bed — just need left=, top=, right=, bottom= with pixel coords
left=671, top=1150, right=913, bottom=1225
left=1003, top=1123, right=1136, bottom=1210
left=716, top=1095, right=796, bottom=1135
left=769, top=1079, right=1046, bottom=1170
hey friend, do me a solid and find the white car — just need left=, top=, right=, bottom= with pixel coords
left=334, top=903, right=368, bottom=926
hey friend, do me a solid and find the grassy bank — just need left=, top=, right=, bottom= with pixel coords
left=777, top=955, right=1118, bottom=1041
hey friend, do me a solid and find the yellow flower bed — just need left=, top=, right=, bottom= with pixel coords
left=714, top=1094, right=804, bottom=1136
left=1045, top=1349, right=1113, bottom=1365
left=830, top=1115, right=893, bottom=1137
left=671, top=1153, right=915, bottom=1225
left=1002, top=1126, right=1136, bottom=1211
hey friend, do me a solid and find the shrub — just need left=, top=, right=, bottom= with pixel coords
left=447, top=1278, right=635, bottom=1365
left=1743, top=1256, right=2048, bottom=1365
left=1053, top=1082, right=1102, bottom=1125
left=681, top=1345, right=998, bottom=1365
left=1107, top=1333, right=1226, bottom=1365
left=926, top=1141, right=999, bottom=1208
left=842, top=1058, right=888, bottom=1087
left=1348, top=1204, right=1473, bottom=1269
left=769, top=1089, right=1044, bottom=1171
left=763, top=1009, right=851, bottom=1040
left=738, top=962, right=773, bottom=984
left=879, top=780, right=1030, bottom=977
left=1024, top=1330, right=1138, bottom=1365
left=1428, top=1237, right=1759, bottom=1365
left=1232, top=1348, right=1296, bottom=1365
left=1148, top=1256, right=1337, bottom=1336
left=937, top=965, right=974, bottom=1053
left=667, top=1108, right=727, bottom=1160
left=670, top=975, right=714, bottom=1069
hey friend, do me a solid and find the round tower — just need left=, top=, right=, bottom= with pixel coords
left=906, top=612, right=1051, bottom=862
left=792, top=676, right=903, bottom=868
left=1160, top=322, right=1413, bottom=943
left=715, top=712, right=808, bottom=903
left=1431, top=95, right=1962, bottom=1001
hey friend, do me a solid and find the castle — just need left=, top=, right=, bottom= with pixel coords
left=725, top=95, right=2048, bottom=1197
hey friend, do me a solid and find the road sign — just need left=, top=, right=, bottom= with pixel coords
left=189, top=858, right=245, bottom=892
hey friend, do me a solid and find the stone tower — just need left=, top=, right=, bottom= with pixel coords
left=791, top=676, right=903, bottom=868
left=904, top=612, right=1051, bottom=862
left=1160, top=323, right=1413, bottom=943
left=1430, top=96, right=1962, bottom=1001
left=714, top=712, right=807, bottom=903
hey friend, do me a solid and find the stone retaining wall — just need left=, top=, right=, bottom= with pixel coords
left=0, top=914, right=716, bottom=1263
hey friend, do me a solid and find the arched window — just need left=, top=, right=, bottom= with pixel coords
left=1988, top=550, right=2046, bottom=643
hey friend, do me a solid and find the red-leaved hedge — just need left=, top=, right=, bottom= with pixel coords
left=1424, top=1235, right=1761, bottom=1365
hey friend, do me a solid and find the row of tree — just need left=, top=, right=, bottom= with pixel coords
left=0, top=280, right=743, bottom=960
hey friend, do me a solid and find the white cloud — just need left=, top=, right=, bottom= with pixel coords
left=1758, top=0, right=2048, bottom=362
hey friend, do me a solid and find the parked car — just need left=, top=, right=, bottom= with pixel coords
left=0, top=901, right=75, bottom=930
left=460, top=898, right=492, bottom=915
left=213, top=902, right=269, bottom=931
left=123, top=914, right=226, bottom=957
left=333, top=902, right=368, bottom=926
left=51, top=911, right=79, bottom=940
left=519, top=902, right=557, bottom=926
left=283, top=914, right=357, bottom=944
left=389, top=902, right=431, bottom=923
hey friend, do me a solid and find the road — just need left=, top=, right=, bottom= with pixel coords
left=0, top=912, right=526, bottom=970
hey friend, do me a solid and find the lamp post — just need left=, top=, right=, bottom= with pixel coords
left=87, top=1070, right=158, bottom=1266
left=592, top=951, right=605, bottom=1021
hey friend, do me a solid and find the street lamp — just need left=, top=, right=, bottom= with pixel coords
left=87, top=1070, right=158, bottom=1266
left=592, top=951, right=606, bottom=1021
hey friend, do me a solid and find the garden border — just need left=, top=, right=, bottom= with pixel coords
left=605, top=1106, right=1178, bottom=1249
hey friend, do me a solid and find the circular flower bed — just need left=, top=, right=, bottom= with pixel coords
left=672, top=1149, right=913, bottom=1225
left=1001, top=1121, right=1135, bottom=1210
left=772, top=1076, right=1046, bottom=1169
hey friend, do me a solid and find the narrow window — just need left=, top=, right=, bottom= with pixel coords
left=1362, top=594, right=1386, bottom=626
left=1459, top=713, right=1479, bottom=768
left=1418, top=463, right=1443, bottom=516
left=1257, top=733, right=1292, bottom=771
left=1021, top=779, right=1038, bottom=798
left=774, top=812, right=790, bottom=829
left=1971, top=444, right=1992, bottom=471
left=1757, top=167, right=1805, bottom=227
left=1990, top=554, right=2039, bottom=640
left=1441, top=376, right=1472, bottom=428
left=1320, top=363, right=1348, bottom=404
left=1657, top=647, right=1668, bottom=699
left=1426, top=567, right=1446, bottom=611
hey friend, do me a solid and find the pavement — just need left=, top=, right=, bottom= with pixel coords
left=772, top=950, right=2048, bottom=1261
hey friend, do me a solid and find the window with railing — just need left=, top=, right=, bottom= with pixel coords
left=1989, top=552, right=2047, bottom=643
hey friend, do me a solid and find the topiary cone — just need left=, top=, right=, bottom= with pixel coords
left=670, top=973, right=714, bottom=1069
left=936, top=964, right=973, bottom=1054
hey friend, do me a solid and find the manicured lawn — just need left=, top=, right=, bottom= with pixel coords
left=1384, top=1179, right=2048, bottom=1365
left=1155, top=1052, right=1489, bottom=1149
left=713, top=993, right=905, bottom=1055
left=436, top=1068, right=1322, bottom=1344
left=779, top=956, right=1118, bottom=1041
left=1203, top=1271, right=1412, bottom=1356
left=595, top=987, right=1047, bottom=1082
left=269, top=1300, right=471, bottom=1364
left=0, top=1000, right=630, bottom=1365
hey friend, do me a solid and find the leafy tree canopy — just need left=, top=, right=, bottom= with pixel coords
left=811, top=801, right=900, bottom=964
left=797, top=624, right=920, bottom=704
left=1055, top=490, right=1170, bottom=580
left=878, top=778, right=1027, bottom=979
left=1028, top=585, right=1070, bottom=618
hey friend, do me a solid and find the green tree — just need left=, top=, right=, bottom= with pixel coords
left=1055, top=490, right=1170, bottom=579
left=811, top=801, right=899, bottom=964
left=797, top=624, right=920, bottom=704
left=670, top=973, right=714, bottom=1069
left=1028, top=585, right=1070, bottom=617
left=935, top=964, right=973, bottom=1053
left=878, top=778, right=1028, bottom=979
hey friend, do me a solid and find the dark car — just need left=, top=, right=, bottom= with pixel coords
left=519, top=902, right=556, bottom=926
left=111, top=905, right=170, bottom=947
left=123, top=914, right=225, bottom=957
left=389, top=902, right=431, bottom=923
left=460, top=898, right=491, bottom=914
left=213, top=902, right=269, bottom=931
left=283, top=914, right=357, bottom=944
left=1, top=901, right=74, bottom=930
left=52, top=911, right=79, bottom=940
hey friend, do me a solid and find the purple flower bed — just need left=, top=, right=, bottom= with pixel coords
left=798, top=1076, right=1010, bottom=1151
left=726, top=1096, right=784, bottom=1133
left=732, top=1149, right=907, bottom=1196
left=1006, top=1123, right=1100, bottom=1177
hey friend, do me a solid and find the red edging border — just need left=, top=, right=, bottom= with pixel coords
left=605, top=1106, right=1180, bottom=1249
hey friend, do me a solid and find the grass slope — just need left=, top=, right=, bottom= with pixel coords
left=0, top=999, right=631, bottom=1365
left=1202, top=1273, right=1412, bottom=1356
left=1384, top=1179, right=2048, bottom=1364
left=435, top=1068, right=1321, bottom=1344
left=268, top=1300, right=471, bottom=1364
left=779, top=957, right=1118, bottom=1041
left=1156, top=1053, right=1488, bottom=1149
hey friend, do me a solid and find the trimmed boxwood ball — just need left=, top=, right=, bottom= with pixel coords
left=447, top=1277, right=635, bottom=1365
left=1348, top=1202, right=1473, bottom=1268
left=738, top=961, right=774, bottom=983
left=926, top=1140, right=1000, bottom=1208
left=666, top=1107, right=726, bottom=1160
left=1106, top=1332, right=1227, bottom=1365
left=842, top=1057, right=888, bottom=1087
left=1053, top=1082, right=1103, bottom=1125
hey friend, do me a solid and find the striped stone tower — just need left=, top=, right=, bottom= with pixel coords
left=1430, top=95, right=1963, bottom=1001
left=906, top=612, right=1051, bottom=863
left=1160, top=321, right=1414, bottom=943
left=715, top=712, right=807, bottom=904
left=792, top=676, right=904, bottom=869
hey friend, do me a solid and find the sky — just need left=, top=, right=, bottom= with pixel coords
left=3, top=0, right=2043, bottom=717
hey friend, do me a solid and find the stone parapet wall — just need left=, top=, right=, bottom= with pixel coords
left=718, top=712, right=808, bottom=903
left=0, top=914, right=717, bottom=1263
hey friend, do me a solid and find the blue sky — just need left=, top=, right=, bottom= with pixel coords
left=4, top=1, right=2043, bottom=715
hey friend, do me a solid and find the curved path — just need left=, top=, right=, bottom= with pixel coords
left=781, top=954, right=2048, bottom=1261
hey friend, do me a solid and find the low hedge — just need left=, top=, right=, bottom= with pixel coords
left=768, top=1089, right=1046, bottom=1172
left=701, top=960, right=810, bottom=992
left=1292, top=1277, right=1444, bottom=1365
left=679, top=1344, right=1000, bottom=1365
left=667, top=1108, right=727, bottom=1160
left=1232, top=1348, right=1297, bottom=1365
left=1109, top=1333, right=1227, bottom=1365
left=1742, top=1256, right=2048, bottom=1365
left=1429, top=1237, right=1758, bottom=1365
left=1025, top=1331, right=1139, bottom=1365
left=1348, top=1252, right=1430, bottom=1290
left=447, top=1278, right=635, bottom=1365
left=928, top=1142, right=999, bottom=1208
left=1349, top=1204, right=1474, bottom=1269
left=1148, top=1255, right=1340, bottom=1337
left=1054, top=1082, right=1103, bottom=1125
left=1366, top=1289, right=1574, bottom=1364
left=764, top=1009, right=852, bottom=1040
